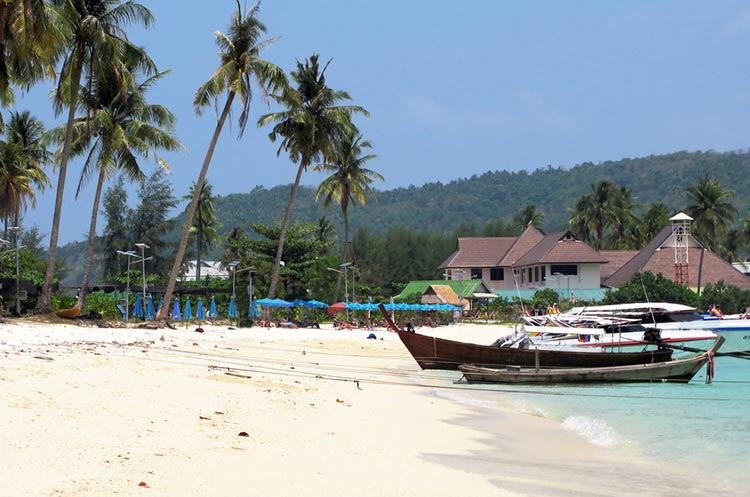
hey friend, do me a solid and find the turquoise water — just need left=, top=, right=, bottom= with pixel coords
left=439, top=357, right=749, bottom=494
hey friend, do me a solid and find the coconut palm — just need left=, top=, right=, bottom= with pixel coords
left=36, top=0, right=156, bottom=314
left=258, top=54, right=368, bottom=298
left=313, top=131, right=381, bottom=301
left=158, top=0, right=286, bottom=319
left=513, top=204, right=544, bottom=231
left=0, top=110, right=50, bottom=233
left=567, top=181, right=617, bottom=250
left=684, top=175, right=737, bottom=249
left=0, top=0, right=61, bottom=105
left=183, top=180, right=220, bottom=282
left=605, top=186, right=638, bottom=249
left=58, top=67, right=182, bottom=309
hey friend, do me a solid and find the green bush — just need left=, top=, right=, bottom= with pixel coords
left=699, top=281, right=750, bottom=314
left=601, top=271, right=699, bottom=308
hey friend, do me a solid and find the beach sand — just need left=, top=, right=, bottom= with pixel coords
left=0, top=318, right=735, bottom=496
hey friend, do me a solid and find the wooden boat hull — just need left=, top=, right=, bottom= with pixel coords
left=396, top=330, right=672, bottom=370
left=459, top=336, right=725, bottom=384
left=54, top=307, right=81, bottom=319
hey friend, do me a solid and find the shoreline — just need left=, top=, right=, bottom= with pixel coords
left=0, top=318, right=743, bottom=496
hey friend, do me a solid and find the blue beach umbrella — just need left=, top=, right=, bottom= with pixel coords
left=209, top=296, right=218, bottom=318
left=145, top=293, right=155, bottom=320
left=196, top=298, right=206, bottom=320
left=133, top=292, right=143, bottom=318
left=172, top=297, right=182, bottom=321
left=228, top=297, right=237, bottom=318
left=184, top=298, right=192, bottom=320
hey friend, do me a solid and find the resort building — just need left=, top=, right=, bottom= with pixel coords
left=180, top=260, right=229, bottom=281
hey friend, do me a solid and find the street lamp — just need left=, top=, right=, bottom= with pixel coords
left=135, top=243, right=149, bottom=309
left=456, top=269, right=465, bottom=318
left=327, top=264, right=350, bottom=321
left=9, top=226, right=22, bottom=315
left=116, top=250, right=137, bottom=321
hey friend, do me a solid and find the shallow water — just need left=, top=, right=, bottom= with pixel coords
left=430, top=356, right=750, bottom=496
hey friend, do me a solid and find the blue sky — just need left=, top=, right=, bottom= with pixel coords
left=17, top=0, right=750, bottom=245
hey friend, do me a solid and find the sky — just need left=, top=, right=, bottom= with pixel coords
left=15, top=0, right=750, bottom=245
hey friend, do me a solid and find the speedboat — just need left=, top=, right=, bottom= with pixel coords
left=517, top=309, right=718, bottom=354
left=563, top=302, right=749, bottom=353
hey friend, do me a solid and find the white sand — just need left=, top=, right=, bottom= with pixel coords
left=0, top=318, right=737, bottom=496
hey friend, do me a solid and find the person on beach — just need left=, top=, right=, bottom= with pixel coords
left=709, top=304, right=723, bottom=318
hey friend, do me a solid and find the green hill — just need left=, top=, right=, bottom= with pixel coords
left=59, top=149, right=750, bottom=286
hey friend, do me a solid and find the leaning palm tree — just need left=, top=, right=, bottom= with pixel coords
left=313, top=131, right=381, bottom=301
left=158, top=0, right=286, bottom=319
left=183, top=180, right=220, bottom=282
left=59, top=68, right=183, bottom=309
left=684, top=175, right=737, bottom=249
left=36, top=0, right=156, bottom=314
left=258, top=54, right=368, bottom=298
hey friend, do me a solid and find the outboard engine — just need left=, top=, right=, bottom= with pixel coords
left=643, top=328, right=663, bottom=344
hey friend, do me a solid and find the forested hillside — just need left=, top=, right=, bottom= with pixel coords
left=207, top=150, right=750, bottom=238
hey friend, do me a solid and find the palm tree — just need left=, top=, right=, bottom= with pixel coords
left=567, top=181, right=617, bottom=250
left=258, top=54, right=368, bottom=298
left=60, top=68, right=182, bottom=309
left=0, top=0, right=60, bottom=105
left=0, top=110, right=50, bottom=233
left=36, top=0, right=156, bottom=314
left=638, top=203, right=671, bottom=246
left=605, top=186, right=638, bottom=249
left=315, top=216, right=336, bottom=244
left=684, top=175, right=737, bottom=249
left=157, top=1, right=286, bottom=319
left=314, top=131, right=381, bottom=301
left=513, top=204, right=544, bottom=231
left=184, top=180, right=220, bottom=282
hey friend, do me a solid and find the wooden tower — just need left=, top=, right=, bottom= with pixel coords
left=670, top=212, right=693, bottom=286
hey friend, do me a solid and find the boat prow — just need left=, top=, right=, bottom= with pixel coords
left=55, top=307, right=81, bottom=319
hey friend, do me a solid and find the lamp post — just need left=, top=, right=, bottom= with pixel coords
left=350, top=266, right=357, bottom=303
left=327, top=264, right=349, bottom=321
left=456, top=269, right=465, bottom=318
left=228, top=261, right=239, bottom=326
left=116, top=250, right=137, bottom=321
left=9, top=226, right=22, bottom=315
left=135, top=243, right=149, bottom=308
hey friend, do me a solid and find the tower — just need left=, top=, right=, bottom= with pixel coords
left=670, top=212, right=693, bottom=286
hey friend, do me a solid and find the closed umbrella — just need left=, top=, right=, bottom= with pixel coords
left=184, top=298, right=192, bottom=320
left=157, top=296, right=164, bottom=316
left=209, top=296, right=218, bottom=318
left=228, top=297, right=237, bottom=318
left=172, top=297, right=182, bottom=321
left=133, top=292, right=143, bottom=318
left=196, top=298, right=206, bottom=320
left=145, top=293, right=155, bottom=320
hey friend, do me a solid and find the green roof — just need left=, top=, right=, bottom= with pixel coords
left=397, top=280, right=484, bottom=300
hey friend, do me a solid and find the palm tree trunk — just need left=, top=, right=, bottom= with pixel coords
left=157, top=93, right=235, bottom=320
left=35, top=55, right=84, bottom=314
left=196, top=209, right=203, bottom=281
left=331, top=208, right=350, bottom=303
left=267, top=162, right=306, bottom=299
left=76, top=168, right=106, bottom=309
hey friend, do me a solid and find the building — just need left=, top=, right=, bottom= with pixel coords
left=180, top=260, right=229, bottom=281
left=438, top=225, right=607, bottom=300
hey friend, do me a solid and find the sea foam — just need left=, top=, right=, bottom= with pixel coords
left=562, top=415, right=625, bottom=448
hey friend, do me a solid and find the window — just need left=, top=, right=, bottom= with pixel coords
left=550, top=264, right=578, bottom=276
left=535, top=266, right=539, bottom=282
left=471, top=268, right=482, bottom=280
left=490, top=268, right=504, bottom=280
left=528, top=268, right=532, bottom=282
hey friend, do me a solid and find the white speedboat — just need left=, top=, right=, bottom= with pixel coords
left=517, top=310, right=717, bottom=354
left=563, top=302, right=749, bottom=354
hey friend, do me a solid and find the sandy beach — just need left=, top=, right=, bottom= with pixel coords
left=1, top=317, right=740, bottom=497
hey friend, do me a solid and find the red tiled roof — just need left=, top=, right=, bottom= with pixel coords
left=438, top=237, right=516, bottom=268
left=498, top=225, right=545, bottom=266
left=603, top=227, right=750, bottom=289
left=514, top=231, right=608, bottom=266
left=599, top=250, right=638, bottom=279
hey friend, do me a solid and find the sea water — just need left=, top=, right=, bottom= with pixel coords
left=436, top=357, right=749, bottom=495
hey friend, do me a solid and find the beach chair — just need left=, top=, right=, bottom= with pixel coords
left=116, top=303, right=127, bottom=320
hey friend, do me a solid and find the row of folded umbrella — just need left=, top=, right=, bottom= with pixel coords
left=127, top=294, right=460, bottom=321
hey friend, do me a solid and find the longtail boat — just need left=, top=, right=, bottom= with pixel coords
left=377, top=304, right=673, bottom=370
left=459, top=336, right=724, bottom=384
